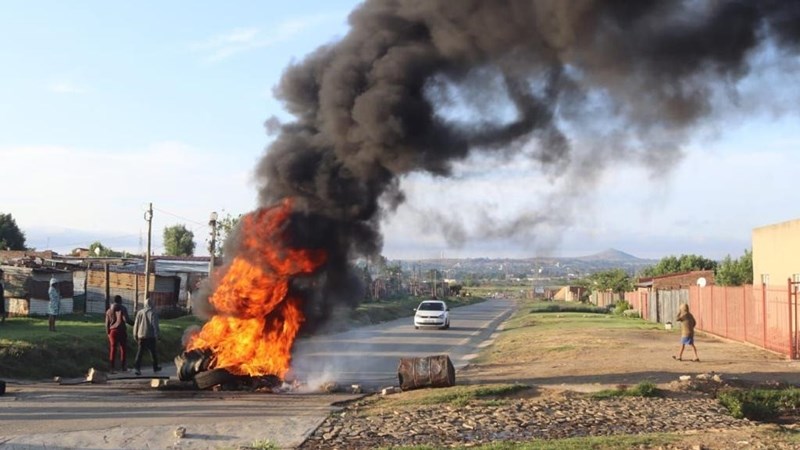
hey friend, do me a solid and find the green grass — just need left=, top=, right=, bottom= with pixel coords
left=0, top=314, right=202, bottom=379
left=377, top=383, right=531, bottom=409
left=378, top=433, right=678, bottom=449
left=418, top=383, right=530, bottom=407
left=591, top=381, right=662, bottom=399
left=717, top=387, right=800, bottom=420
left=529, top=302, right=608, bottom=314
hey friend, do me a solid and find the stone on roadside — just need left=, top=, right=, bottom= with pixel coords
left=381, top=386, right=400, bottom=395
left=86, top=368, right=108, bottom=384
left=174, top=426, right=186, bottom=438
left=679, top=375, right=692, bottom=381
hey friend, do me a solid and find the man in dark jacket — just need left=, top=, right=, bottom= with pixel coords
left=0, top=269, right=6, bottom=324
left=105, top=295, right=133, bottom=373
left=133, top=297, right=161, bottom=375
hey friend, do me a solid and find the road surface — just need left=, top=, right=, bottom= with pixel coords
left=291, top=298, right=515, bottom=390
left=0, top=298, right=514, bottom=449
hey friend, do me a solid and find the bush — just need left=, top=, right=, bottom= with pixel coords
left=718, top=388, right=800, bottom=421
left=592, top=381, right=662, bottom=399
left=613, top=300, right=632, bottom=316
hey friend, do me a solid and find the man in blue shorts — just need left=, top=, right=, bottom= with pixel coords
left=673, top=303, right=699, bottom=362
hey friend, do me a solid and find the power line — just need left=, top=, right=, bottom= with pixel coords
left=153, top=207, right=209, bottom=228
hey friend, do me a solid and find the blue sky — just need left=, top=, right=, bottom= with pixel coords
left=2, top=1, right=798, bottom=261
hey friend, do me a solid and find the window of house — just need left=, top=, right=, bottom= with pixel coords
left=761, top=274, right=770, bottom=285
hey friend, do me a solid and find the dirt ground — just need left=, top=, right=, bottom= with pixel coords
left=454, top=316, right=800, bottom=449
left=459, top=324, right=800, bottom=388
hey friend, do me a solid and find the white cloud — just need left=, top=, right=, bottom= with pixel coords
left=0, top=142, right=258, bottom=255
left=48, top=80, right=88, bottom=94
left=194, top=14, right=342, bottom=63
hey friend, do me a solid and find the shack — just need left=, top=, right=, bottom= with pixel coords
left=85, top=264, right=180, bottom=314
left=0, top=265, right=74, bottom=316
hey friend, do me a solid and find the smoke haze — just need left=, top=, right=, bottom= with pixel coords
left=252, top=0, right=800, bottom=324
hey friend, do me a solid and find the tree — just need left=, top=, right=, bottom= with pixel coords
left=640, top=254, right=717, bottom=277
left=212, top=212, right=242, bottom=258
left=587, top=269, right=634, bottom=294
left=716, top=249, right=753, bottom=286
left=164, top=224, right=196, bottom=256
left=0, top=213, right=27, bottom=250
left=89, top=241, right=123, bottom=257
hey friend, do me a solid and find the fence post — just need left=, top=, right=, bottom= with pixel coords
left=710, top=285, right=714, bottom=333
left=724, top=286, right=729, bottom=338
left=743, top=284, right=747, bottom=344
left=788, top=278, right=794, bottom=359
left=762, top=282, right=767, bottom=349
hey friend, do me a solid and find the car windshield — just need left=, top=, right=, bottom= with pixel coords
left=418, top=302, right=444, bottom=311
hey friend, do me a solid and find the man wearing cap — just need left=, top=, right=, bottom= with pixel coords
left=48, top=277, right=61, bottom=332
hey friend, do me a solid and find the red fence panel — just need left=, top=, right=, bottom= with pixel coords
left=682, top=284, right=793, bottom=359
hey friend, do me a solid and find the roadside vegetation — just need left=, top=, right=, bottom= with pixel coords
left=0, top=314, right=201, bottom=379
left=476, top=299, right=660, bottom=366
left=369, top=383, right=531, bottom=410
left=717, top=387, right=800, bottom=421
left=591, top=381, right=662, bottom=399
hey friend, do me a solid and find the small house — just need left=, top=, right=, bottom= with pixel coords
left=0, top=265, right=74, bottom=316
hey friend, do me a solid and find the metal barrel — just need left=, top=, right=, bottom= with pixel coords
left=397, top=354, right=455, bottom=391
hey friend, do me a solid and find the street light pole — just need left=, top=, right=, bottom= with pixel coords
left=208, top=211, right=218, bottom=280
left=142, top=202, right=153, bottom=312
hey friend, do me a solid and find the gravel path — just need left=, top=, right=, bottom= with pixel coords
left=299, top=395, right=751, bottom=449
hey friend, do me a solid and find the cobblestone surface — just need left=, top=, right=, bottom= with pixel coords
left=298, top=396, right=752, bottom=449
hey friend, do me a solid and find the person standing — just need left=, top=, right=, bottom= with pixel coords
left=105, top=295, right=133, bottom=373
left=133, top=297, right=161, bottom=376
left=673, top=303, right=700, bottom=362
left=47, top=277, right=61, bottom=332
left=0, top=269, right=7, bottom=324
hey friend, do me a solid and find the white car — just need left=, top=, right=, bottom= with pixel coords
left=414, top=300, right=450, bottom=330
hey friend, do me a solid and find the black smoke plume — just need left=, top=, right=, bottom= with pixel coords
left=253, top=0, right=800, bottom=328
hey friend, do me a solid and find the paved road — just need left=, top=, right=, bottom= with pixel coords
left=0, top=298, right=514, bottom=449
left=291, top=298, right=515, bottom=390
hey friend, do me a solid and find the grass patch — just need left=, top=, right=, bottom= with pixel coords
left=717, top=387, right=800, bottom=421
left=377, top=383, right=531, bottom=409
left=529, top=302, right=608, bottom=314
left=477, top=309, right=661, bottom=366
left=378, top=432, right=678, bottom=449
left=0, top=314, right=202, bottom=379
left=591, top=381, right=662, bottom=399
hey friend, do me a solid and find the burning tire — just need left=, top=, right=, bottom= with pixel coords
left=193, top=368, right=236, bottom=390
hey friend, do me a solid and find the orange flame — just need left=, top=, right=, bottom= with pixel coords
left=186, top=199, right=325, bottom=377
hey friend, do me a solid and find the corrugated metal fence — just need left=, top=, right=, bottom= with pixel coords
left=627, top=283, right=798, bottom=359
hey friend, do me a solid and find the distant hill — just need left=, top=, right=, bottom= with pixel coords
left=575, top=248, right=642, bottom=262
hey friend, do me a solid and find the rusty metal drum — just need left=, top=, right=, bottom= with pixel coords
left=397, top=354, right=455, bottom=391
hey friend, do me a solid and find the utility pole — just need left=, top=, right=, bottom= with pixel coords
left=142, top=202, right=153, bottom=312
left=208, top=211, right=218, bottom=281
